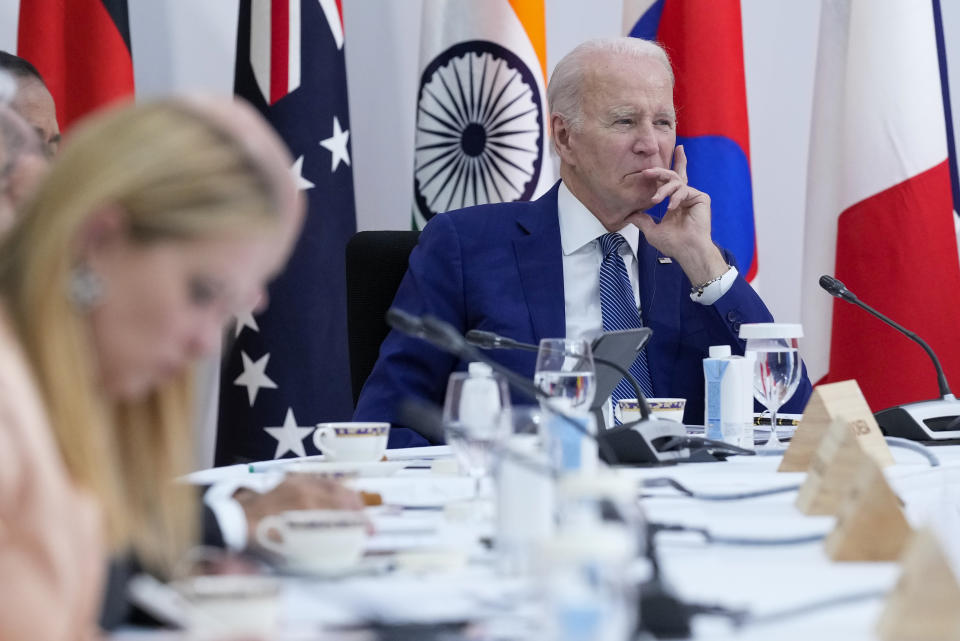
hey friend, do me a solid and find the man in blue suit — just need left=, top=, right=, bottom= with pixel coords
left=355, top=37, right=811, bottom=448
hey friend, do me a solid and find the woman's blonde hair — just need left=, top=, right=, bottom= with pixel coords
left=0, top=98, right=294, bottom=574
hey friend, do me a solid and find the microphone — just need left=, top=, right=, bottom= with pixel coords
left=817, top=274, right=855, bottom=302
left=818, top=275, right=960, bottom=441
left=464, top=329, right=513, bottom=350
left=384, top=308, right=427, bottom=340
left=466, top=329, right=652, bottom=421
left=420, top=316, right=552, bottom=403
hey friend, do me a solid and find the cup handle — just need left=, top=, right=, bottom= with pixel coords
left=312, top=426, right=337, bottom=456
left=254, top=515, right=286, bottom=555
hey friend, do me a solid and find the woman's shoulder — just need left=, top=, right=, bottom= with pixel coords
left=0, top=304, right=67, bottom=507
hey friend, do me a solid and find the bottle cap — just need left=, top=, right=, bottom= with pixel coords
left=467, top=361, right=494, bottom=377
left=709, top=345, right=732, bottom=358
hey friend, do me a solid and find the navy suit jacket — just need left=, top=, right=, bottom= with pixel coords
left=354, top=183, right=812, bottom=447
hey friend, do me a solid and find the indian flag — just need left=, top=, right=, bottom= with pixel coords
left=412, top=0, right=554, bottom=229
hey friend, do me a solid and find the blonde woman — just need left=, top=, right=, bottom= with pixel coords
left=0, top=97, right=306, bottom=640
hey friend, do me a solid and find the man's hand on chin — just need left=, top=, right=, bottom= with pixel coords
left=626, top=144, right=728, bottom=285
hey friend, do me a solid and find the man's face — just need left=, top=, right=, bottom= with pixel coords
left=0, top=106, right=47, bottom=234
left=12, top=77, right=60, bottom=158
left=556, top=53, right=676, bottom=229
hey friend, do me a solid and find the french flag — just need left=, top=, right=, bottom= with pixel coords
left=623, top=0, right=758, bottom=282
left=801, top=0, right=960, bottom=412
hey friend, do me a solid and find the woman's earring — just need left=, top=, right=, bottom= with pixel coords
left=68, top=264, right=104, bottom=310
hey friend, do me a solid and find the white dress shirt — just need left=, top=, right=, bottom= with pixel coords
left=203, top=474, right=287, bottom=550
left=204, top=481, right=252, bottom=550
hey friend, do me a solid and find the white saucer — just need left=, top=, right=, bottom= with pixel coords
left=282, top=460, right=406, bottom=478
left=278, top=555, right=394, bottom=579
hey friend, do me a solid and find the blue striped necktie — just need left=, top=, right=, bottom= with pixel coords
left=598, top=233, right=655, bottom=414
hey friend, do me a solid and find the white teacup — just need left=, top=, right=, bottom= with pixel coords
left=174, top=574, right=280, bottom=635
left=615, top=398, right=686, bottom=424
left=313, top=421, right=390, bottom=462
left=255, top=509, right=368, bottom=573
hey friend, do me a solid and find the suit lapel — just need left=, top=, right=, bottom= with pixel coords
left=636, top=232, right=659, bottom=323
left=637, top=232, right=675, bottom=396
left=514, top=183, right=566, bottom=342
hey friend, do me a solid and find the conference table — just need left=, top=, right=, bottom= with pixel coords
left=113, top=439, right=960, bottom=640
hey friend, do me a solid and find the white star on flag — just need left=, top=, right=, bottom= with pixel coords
left=234, top=310, right=259, bottom=338
left=291, top=155, right=315, bottom=191
left=233, top=351, right=278, bottom=406
left=319, top=116, right=350, bottom=171
left=263, top=408, right=314, bottom=459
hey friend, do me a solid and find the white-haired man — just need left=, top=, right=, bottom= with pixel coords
left=357, top=37, right=811, bottom=447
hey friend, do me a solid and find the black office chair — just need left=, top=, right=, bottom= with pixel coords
left=345, top=230, right=421, bottom=407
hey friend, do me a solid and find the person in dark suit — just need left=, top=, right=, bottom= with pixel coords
left=355, top=37, right=811, bottom=447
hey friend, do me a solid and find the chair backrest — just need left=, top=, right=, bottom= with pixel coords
left=345, top=230, right=421, bottom=406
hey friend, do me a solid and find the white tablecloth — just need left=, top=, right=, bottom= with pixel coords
left=119, top=443, right=960, bottom=639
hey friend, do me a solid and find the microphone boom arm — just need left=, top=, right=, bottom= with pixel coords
left=819, top=275, right=952, bottom=398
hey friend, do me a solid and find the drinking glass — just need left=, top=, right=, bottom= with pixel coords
left=739, top=323, right=804, bottom=453
left=533, top=338, right=596, bottom=412
left=442, top=370, right=510, bottom=495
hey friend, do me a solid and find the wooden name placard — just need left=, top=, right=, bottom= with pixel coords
left=779, top=379, right=893, bottom=473
left=824, top=453, right=912, bottom=561
left=796, top=418, right=871, bottom=515
left=876, top=529, right=960, bottom=640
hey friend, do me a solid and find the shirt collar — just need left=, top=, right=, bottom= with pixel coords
left=557, top=181, right=640, bottom=258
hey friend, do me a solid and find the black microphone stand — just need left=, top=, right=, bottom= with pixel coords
left=819, top=275, right=960, bottom=441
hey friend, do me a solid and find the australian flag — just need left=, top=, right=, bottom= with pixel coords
left=215, top=0, right=356, bottom=465
left=625, top=0, right=758, bottom=282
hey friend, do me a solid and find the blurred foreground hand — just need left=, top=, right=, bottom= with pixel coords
left=234, top=476, right=367, bottom=544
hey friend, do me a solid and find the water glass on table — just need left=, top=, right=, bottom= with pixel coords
left=442, top=365, right=511, bottom=495
left=739, top=323, right=804, bottom=453
left=533, top=338, right=597, bottom=412
left=534, top=339, right=600, bottom=471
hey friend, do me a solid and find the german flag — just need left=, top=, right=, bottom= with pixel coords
left=17, top=0, right=134, bottom=131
